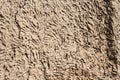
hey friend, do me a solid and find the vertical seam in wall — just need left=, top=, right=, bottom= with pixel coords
left=104, top=0, right=118, bottom=77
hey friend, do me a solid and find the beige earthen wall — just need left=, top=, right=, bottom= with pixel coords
left=0, top=0, right=120, bottom=80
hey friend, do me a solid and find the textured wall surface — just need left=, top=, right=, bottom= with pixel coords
left=0, top=0, right=120, bottom=80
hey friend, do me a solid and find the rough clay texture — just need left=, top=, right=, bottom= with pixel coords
left=0, top=0, right=120, bottom=80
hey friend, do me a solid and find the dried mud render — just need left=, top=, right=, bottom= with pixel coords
left=0, top=0, right=120, bottom=80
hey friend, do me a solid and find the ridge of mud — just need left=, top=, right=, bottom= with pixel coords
left=104, top=0, right=118, bottom=77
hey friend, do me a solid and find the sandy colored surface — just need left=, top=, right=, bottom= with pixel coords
left=0, top=0, right=120, bottom=80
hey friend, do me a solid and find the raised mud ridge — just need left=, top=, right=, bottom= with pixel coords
left=104, top=0, right=118, bottom=77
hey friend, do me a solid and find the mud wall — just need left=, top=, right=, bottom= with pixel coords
left=0, top=0, right=120, bottom=80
